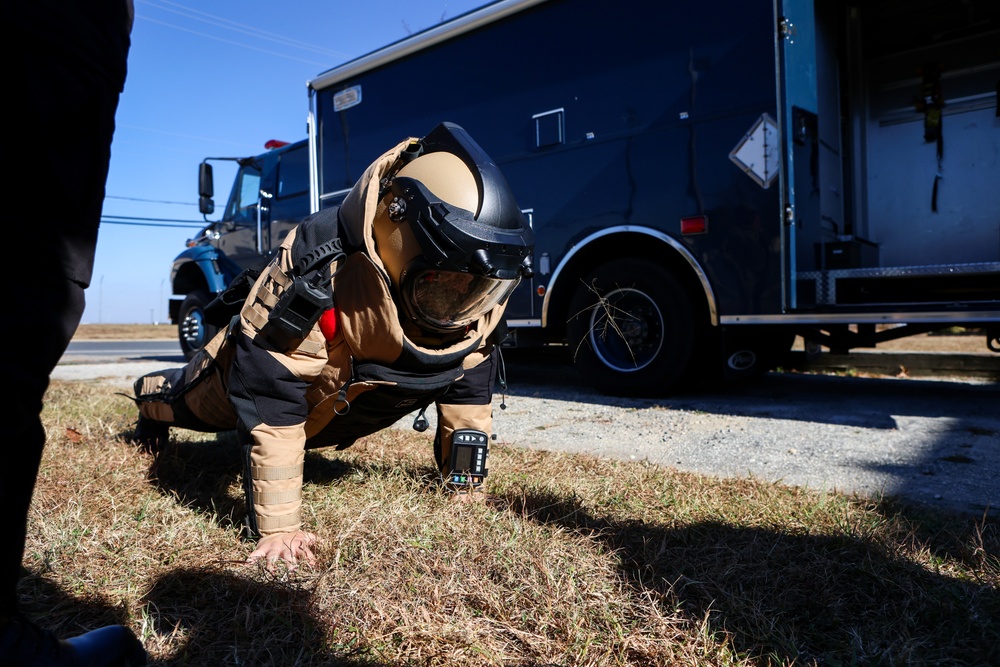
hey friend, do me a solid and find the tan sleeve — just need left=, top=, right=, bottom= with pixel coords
left=436, top=402, right=493, bottom=477
left=435, top=339, right=498, bottom=480
left=247, top=422, right=307, bottom=536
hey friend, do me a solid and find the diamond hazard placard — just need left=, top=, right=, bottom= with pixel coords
left=729, top=113, right=779, bottom=189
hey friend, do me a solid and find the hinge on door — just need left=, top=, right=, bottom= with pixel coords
left=778, top=17, right=796, bottom=41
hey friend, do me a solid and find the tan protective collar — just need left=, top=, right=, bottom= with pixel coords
left=337, top=137, right=417, bottom=274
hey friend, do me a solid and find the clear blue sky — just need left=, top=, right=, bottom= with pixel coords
left=90, top=0, right=491, bottom=324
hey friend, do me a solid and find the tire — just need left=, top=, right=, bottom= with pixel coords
left=177, top=289, right=219, bottom=360
left=566, top=259, right=696, bottom=396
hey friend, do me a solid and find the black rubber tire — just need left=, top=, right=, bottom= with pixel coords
left=566, top=259, right=696, bottom=396
left=177, top=289, right=219, bottom=360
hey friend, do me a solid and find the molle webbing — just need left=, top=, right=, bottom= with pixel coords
left=243, top=263, right=325, bottom=356
left=257, top=513, right=301, bottom=533
left=255, top=488, right=302, bottom=505
left=250, top=460, right=303, bottom=535
left=251, top=463, right=303, bottom=480
left=241, top=263, right=286, bottom=332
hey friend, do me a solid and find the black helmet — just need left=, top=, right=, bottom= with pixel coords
left=373, top=122, right=534, bottom=332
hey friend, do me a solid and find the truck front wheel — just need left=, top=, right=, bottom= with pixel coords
left=567, top=259, right=696, bottom=396
left=178, top=289, right=219, bottom=360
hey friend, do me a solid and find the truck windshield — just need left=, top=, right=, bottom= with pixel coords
left=226, top=166, right=262, bottom=224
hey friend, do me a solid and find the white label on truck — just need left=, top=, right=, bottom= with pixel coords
left=333, top=85, right=362, bottom=112
left=729, top=113, right=779, bottom=189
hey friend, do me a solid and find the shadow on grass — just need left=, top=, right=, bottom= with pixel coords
left=138, top=432, right=356, bottom=533
left=18, top=572, right=136, bottom=642
left=509, top=490, right=1000, bottom=665
left=122, top=431, right=998, bottom=664
left=142, top=567, right=385, bottom=666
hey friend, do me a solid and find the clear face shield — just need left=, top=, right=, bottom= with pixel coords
left=401, top=267, right=520, bottom=332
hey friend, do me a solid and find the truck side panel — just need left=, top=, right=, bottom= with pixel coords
left=313, top=0, right=783, bottom=325
left=309, top=0, right=999, bottom=394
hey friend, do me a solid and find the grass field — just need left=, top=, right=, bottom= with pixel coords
left=21, top=379, right=1000, bottom=666
left=74, top=323, right=177, bottom=340
left=75, top=323, right=989, bottom=353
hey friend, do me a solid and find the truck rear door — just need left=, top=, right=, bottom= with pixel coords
left=775, top=0, right=818, bottom=311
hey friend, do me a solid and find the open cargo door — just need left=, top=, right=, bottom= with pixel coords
left=774, top=0, right=818, bottom=311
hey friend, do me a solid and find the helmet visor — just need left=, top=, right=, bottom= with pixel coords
left=403, top=269, right=519, bottom=331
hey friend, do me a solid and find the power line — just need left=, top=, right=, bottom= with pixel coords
left=138, top=0, right=351, bottom=60
left=101, top=215, right=208, bottom=228
left=115, top=123, right=265, bottom=150
left=103, top=214, right=205, bottom=223
left=106, top=195, right=197, bottom=206
left=139, top=16, right=330, bottom=67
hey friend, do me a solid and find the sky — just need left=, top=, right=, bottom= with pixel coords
left=90, top=0, right=492, bottom=324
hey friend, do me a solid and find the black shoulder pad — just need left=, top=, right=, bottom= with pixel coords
left=290, top=206, right=343, bottom=276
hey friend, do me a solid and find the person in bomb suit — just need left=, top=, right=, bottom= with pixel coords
left=131, top=123, right=534, bottom=569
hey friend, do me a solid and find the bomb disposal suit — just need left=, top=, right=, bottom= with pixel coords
left=133, top=123, right=534, bottom=546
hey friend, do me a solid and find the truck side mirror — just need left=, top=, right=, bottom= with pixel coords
left=199, top=196, right=215, bottom=215
left=199, top=162, right=215, bottom=215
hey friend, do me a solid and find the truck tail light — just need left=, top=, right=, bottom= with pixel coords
left=680, top=215, right=708, bottom=235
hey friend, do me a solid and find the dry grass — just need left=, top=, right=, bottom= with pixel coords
left=74, top=323, right=177, bottom=340
left=791, top=327, right=989, bottom=355
left=21, top=381, right=999, bottom=666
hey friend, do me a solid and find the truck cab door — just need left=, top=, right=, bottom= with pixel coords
left=775, top=0, right=818, bottom=311
left=254, top=143, right=310, bottom=261
left=217, top=165, right=265, bottom=272
left=267, top=143, right=310, bottom=253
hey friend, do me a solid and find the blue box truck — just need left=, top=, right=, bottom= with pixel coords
left=304, top=0, right=998, bottom=395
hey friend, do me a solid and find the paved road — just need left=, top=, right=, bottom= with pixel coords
left=56, top=341, right=999, bottom=517
left=59, top=339, right=184, bottom=361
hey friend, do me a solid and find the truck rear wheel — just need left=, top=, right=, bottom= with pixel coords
left=567, top=259, right=696, bottom=396
left=178, top=289, right=218, bottom=360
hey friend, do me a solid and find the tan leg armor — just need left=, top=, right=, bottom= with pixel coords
left=132, top=328, right=237, bottom=431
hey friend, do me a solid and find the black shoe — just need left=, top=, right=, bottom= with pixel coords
left=0, top=615, right=146, bottom=666
left=129, top=416, right=169, bottom=452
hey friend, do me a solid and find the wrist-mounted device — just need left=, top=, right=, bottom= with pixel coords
left=446, top=429, right=489, bottom=490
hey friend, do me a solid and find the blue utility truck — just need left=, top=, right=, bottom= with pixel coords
left=305, top=0, right=999, bottom=395
left=169, top=139, right=310, bottom=358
